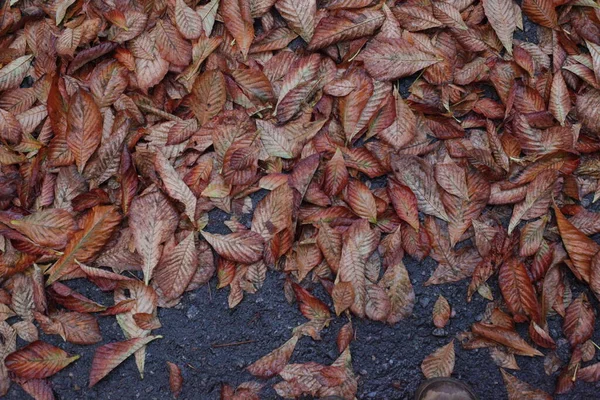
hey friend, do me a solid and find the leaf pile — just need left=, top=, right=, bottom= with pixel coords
left=1, top=0, right=600, bottom=397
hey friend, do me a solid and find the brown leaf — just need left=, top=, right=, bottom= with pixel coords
left=336, top=322, right=354, bottom=355
left=361, top=38, right=440, bottom=81
left=489, top=347, right=520, bottom=370
left=377, top=88, right=416, bottom=151
left=129, top=191, right=179, bottom=285
left=67, top=89, right=102, bottom=173
left=36, top=311, right=102, bottom=345
left=443, top=169, right=490, bottom=247
left=191, top=70, right=226, bottom=126
left=167, top=362, right=183, bottom=398
left=338, top=219, right=380, bottom=318
left=89, top=336, right=161, bottom=387
left=521, top=0, right=558, bottom=29
left=379, top=261, right=414, bottom=324
left=554, top=204, right=600, bottom=283
left=5, top=341, right=79, bottom=379
left=549, top=71, right=571, bottom=126
left=482, top=0, right=516, bottom=54
left=202, top=230, right=264, bottom=264
left=528, top=321, right=556, bottom=349
left=365, top=284, right=391, bottom=322
left=332, top=281, right=354, bottom=316
left=421, top=340, right=455, bottom=378
left=432, top=295, right=450, bottom=329
left=247, top=335, right=298, bottom=378
left=154, top=149, right=197, bottom=223
left=275, top=0, right=316, bottom=42
left=19, top=379, right=54, bottom=400
left=323, top=148, right=349, bottom=197
left=392, top=155, right=449, bottom=222
left=508, top=171, right=557, bottom=234
left=435, top=160, right=469, bottom=201
left=292, top=282, right=331, bottom=322
left=501, top=369, right=552, bottom=400
left=9, top=209, right=77, bottom=249
left=175, top=0, right=203, bottom=40
left=221, top=0, right=254, bottom=58
left=46, top=206, right=122, bottom=285
left=154, top=232, right=198, bottom=300
left=519, top=217, right=548, bottom=257
left=563, top=294, right=595, bottom=347
left=471, top=323, right=543, bottom=357
left=388, top=180, right=420, bottom=232
left=0, top=55, right=33, bottom=92
left=308, top=10, right=385, bottom=51
left=345, top=179, right=377, bottom=223
left=499, top=258, right=540, bottom=323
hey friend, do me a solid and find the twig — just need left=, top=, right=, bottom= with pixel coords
left=211, top=340, right=256, bottom=348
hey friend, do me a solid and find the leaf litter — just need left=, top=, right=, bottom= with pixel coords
left=1, top=0, right=600, bottom=398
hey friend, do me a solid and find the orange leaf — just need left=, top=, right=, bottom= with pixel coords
left=5, top=341, right=79, bottom=379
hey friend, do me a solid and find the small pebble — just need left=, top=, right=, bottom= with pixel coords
left=420, top=297, right=430, bottom=307
left=432, top=328, right=448, bottom=337
left=186, top=305, right=200, bottom=320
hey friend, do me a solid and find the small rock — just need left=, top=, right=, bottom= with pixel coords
left=145, top=386, right=154, bottom=393
left=432, top=328, right=448, bottom=337
left=367, top=392, right=378, bottom=398
left=475, top=314, right=483, bottom=322
left=186, top=305, right=200, bottom=320
left=360, top=369, right=368, bottom=376
left=420, top=297, right=430, bottom=307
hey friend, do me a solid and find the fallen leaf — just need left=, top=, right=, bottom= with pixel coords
left=5, top=341, right=79, bottom=379
left=421, top=341, right=455, bottom=378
